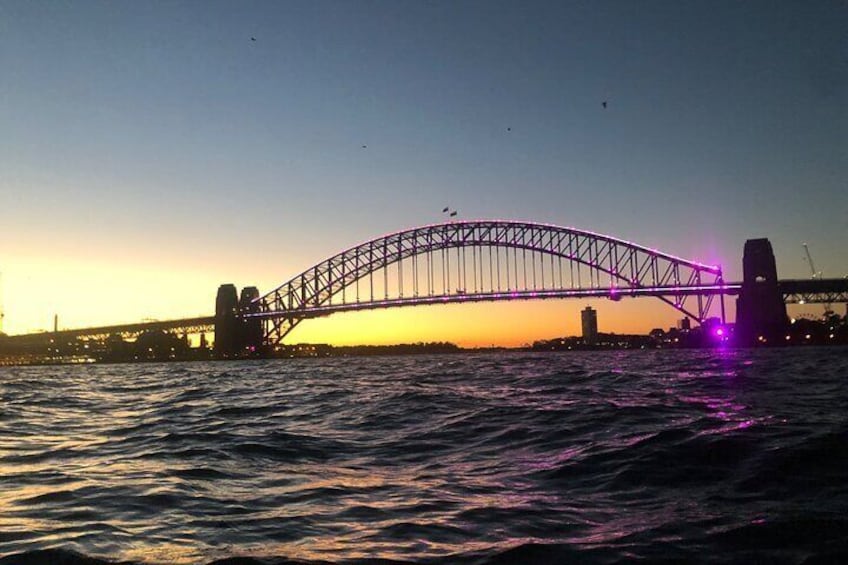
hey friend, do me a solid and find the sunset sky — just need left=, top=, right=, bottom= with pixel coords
left=1, top=1, right=846, bottom=346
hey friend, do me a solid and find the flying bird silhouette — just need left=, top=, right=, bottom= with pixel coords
left=251, top=37, right=256, bottom=41
left=361, top=145, right=367, bottom=149
left=602, top=101, right=607, bottom=108
left=506, top=127, right=511, bottom=132
left=450, top=211, right=458, bottom=217
left=442, top=207, right=449, bottom=213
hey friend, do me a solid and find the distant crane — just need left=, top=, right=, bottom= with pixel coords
left=802, top=243, right=821, bottom=279
left=802, top=243, right=833, bottom=318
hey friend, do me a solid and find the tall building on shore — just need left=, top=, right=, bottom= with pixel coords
left=581, top=306, right=598, bottom=345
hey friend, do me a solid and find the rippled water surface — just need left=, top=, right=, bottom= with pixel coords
left=1, top=349, right=847, bottom=564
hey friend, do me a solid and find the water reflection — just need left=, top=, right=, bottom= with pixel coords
left=0, top=351, right=844, bottom=563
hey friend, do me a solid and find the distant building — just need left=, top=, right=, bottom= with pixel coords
left=677, top=318, right=691, bottom=331
left=649, top=328, right=666, bottom=340
left=581, top=306, right=598, bottom=345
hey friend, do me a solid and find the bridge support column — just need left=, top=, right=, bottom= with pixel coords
left=735, top=239, right=788, bottom=346
left=214, top=284, right=238, bottom=359
left=238, top=286, right=263, bottom=356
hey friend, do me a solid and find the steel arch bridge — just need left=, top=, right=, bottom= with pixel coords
left=250, top=221, right=728, bottom=346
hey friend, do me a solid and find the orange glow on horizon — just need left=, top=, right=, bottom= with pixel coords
left=4, top=264, right=698, bottom=346
left=2, top=248, right=737, bottom=345
left=288, top=300, right=691, bottom=347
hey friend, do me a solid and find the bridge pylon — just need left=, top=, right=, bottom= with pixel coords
left=215, top=284, right=264, bottom=359
left=735, top=239, right=788, bottom=345
left=214, top=284, right=238, bottom=359
left=237, top=286, right=263, bottom=356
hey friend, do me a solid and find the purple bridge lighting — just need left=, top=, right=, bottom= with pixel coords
left=247, top=220, right=730, bottom=346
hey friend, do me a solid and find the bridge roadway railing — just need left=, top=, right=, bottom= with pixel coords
left=247, top=284, right=742, bottom=320
left=249, top=278, right=846, bottom=341
left=2, top=279, right=844, bottom=355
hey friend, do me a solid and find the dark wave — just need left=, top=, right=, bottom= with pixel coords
left=1, top=350, right=847, bottom=564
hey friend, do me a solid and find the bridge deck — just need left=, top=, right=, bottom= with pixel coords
left=2, top=278, right=845, bottom=344
left=778, top=278, right=848, bottom=305
left=778, top=278, right=848, bottom=293
left=250, top=284, right=743, bottom=319
left=1, top=316, right=215, bottom=344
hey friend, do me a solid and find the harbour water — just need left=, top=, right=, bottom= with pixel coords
left=1, top=349, right=846, bottom=564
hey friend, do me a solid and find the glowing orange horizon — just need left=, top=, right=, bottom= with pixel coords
left=1, top=219, right=746, bottom=345
left=3, top=258, right=826, bottom=347
left=2, top=271, right=704, bottom=347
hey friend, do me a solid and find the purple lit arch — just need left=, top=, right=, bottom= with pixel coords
left=251, top=220, right=727, bottom=345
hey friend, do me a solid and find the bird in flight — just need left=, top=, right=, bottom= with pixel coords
left=361, top=145, right=367, bottom=149
left=506, top=127, right=511, bottom=132
left=442, top=206, right=449, bottom=213
left=602, top=101, right=607, bottom=108
left=450, top=211, right=458, bottom=217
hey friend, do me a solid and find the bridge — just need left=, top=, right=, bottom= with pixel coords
left=1, top=220, right=846, bottom=360
left=247, top=221, right=729, bottom=347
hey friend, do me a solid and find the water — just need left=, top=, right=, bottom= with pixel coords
left=1, top=349, right=846, bottom=564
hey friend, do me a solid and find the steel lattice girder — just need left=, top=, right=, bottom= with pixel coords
left=783, top=291, right=848, bottom=304
left=255, top=221, right=725, bottom=344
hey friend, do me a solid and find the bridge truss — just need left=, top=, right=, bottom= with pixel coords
left=254, top=221, right=727, bottom=345
left=778, top=279, right=848, bottom=306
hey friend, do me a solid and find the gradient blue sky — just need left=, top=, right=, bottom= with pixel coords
left=1, top=0, right=846, bottom=341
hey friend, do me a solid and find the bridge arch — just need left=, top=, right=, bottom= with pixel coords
left=253, top=221, right=725, bottom=345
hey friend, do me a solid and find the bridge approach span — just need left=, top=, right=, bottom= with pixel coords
left=1, top=316, right=215, bottom=345
left=778, top=279, right=848, bottom=305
